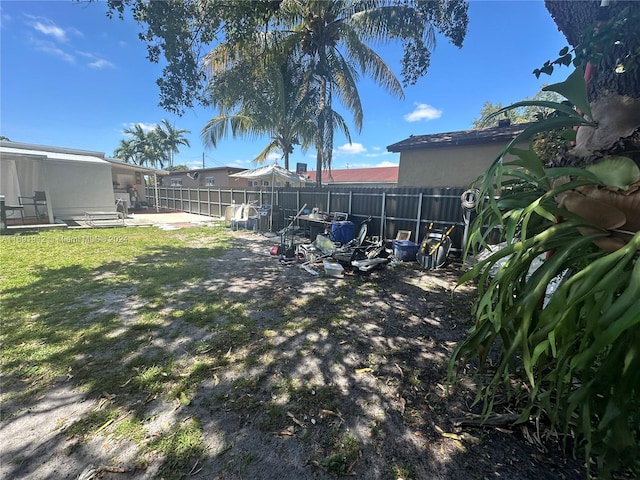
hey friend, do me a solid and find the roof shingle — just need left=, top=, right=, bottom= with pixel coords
left=386, top=122, right=535, bottom=152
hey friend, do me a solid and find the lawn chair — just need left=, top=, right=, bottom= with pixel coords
left=19, top=191, right=47, bottom=219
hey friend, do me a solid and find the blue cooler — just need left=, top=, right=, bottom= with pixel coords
left=330, top=221, right=355, bottom=244
left=393, top=240, right=419, bottom=261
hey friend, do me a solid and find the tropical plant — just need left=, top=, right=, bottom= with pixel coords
left=114, top=124, right=163, bottom=167
left=156, top=119, right=191, bottom=170
left=113, top=121, right=190, bottom=169
left=201, top=55, right=318, bottom=170
left=449, top=67, right=640, bottom=478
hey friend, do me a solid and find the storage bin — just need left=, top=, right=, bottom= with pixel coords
left=392, top=240, right=419, bottom=261
left=331, top=221, right=355, bottom=244
left=323, top=259, right=345, bottom=277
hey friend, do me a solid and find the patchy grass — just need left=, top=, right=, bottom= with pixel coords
left=150, top=417, right=206, bottom=479
left=1, top=226, right=564, bottom=480
left=0, top=227, right=230, bottom=478
left=320, top=430, right=360, bottom=475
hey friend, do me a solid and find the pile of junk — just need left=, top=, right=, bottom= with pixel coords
left=270, top=208, right=454, bottom=276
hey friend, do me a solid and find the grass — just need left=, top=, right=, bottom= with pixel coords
left=0, top=227, right=231, bottom=477
left=0, top=225, right=486, bottom=479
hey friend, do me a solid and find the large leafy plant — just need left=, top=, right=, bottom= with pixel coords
left=449, top=69, right=640, bottom=479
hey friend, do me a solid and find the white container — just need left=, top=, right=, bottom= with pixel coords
left=323, top=259, right=344, bottom=277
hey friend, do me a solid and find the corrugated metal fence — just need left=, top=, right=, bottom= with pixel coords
left=147, top=186, right=471, bottom=253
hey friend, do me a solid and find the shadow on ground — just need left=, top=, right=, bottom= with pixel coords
left=0, top=230, right=585, bottom=480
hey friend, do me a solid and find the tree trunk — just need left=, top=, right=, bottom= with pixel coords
left=545, top=1, right=640, bottom=246
left=315, top=76, right=327, bottom=187
left=544, top=1, right=640, bottom=101
left=544, top=1, right=640, bottom=167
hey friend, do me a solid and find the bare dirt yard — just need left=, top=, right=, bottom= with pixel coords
left=1, top=229, right=585, bottom=479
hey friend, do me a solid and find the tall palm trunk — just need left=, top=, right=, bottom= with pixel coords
left=315, top=74, right=327, bottom=187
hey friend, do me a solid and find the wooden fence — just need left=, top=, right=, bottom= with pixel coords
left=146, top=185, right=473, bottom=254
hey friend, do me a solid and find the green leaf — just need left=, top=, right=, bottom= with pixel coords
left=542, top=68, right=592, bottom=119
left=585, top=156, right=640, bottom=189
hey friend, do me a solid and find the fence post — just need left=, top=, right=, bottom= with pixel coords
left=415, top=192, right=423, bottom=242
left=326, top=190, right=331, bottom=213
left=380, top=191, right=386, bottom=239
left=0, top=196, right=7, bottom=235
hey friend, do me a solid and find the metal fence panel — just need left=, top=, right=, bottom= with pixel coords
left=148, top=185, right=468, bottom=253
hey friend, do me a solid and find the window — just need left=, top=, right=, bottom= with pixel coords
left=205, top=176, right=215, bottom=186
left=170, top=177, right=182, bottom=187
left=248, top=180, right=259, bottom=187
left=261, top=180, right=270, bottom=187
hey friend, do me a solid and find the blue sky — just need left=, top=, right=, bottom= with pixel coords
left=1, top=0, right=571, bottom=171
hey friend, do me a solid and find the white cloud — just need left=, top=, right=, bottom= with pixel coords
left=32, top=21, right=67, bottom=41
left=88, top=58, right=115, bottom=69
left=26, top=16, right=81, bottom=43
left=77, top=51, right=115, bottom=69
left=404, top=103, right=442, bottom=122
left=33, top=41, right=75, bottom=63
left=336, top=142, right=366, bottom=155
left=122, top=122, right=158, bottom=133
left=365, top=150, right=394, bottom=158
left=265, top=151, right=281, bottom=162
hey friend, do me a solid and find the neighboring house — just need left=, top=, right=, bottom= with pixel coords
left=306, top=166, right=398, bottom=187
left=166, top=167, right=247, bottom=188
left=387, top=122, right=533, bottom=188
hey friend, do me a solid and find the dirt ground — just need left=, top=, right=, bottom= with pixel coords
left=1, top=229, right=587, bottom=480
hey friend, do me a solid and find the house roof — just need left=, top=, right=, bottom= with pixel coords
left=106, top=157, right=168, bottom=175
left=306, top=166, right=398, bottom=184
left=1, top=141, right=110, bottom=165
left=386, top=122, right=535, bottom=152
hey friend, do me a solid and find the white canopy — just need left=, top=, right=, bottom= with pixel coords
left=229, top=163, right=308, bottom=186
left=230, top=164, right=308, bottom=231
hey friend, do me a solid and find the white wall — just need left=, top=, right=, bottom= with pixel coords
left=45, top=160, right=115, bottom=219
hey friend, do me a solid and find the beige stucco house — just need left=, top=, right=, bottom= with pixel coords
left=387, top=122, right=533, bottom=188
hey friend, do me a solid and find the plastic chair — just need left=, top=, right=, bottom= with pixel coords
left=19, top=191, right=47, bottom=219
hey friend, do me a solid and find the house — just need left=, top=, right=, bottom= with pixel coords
left=0, top=141, right=166, bottom=222
left=387, top=122, right=533, bottom=188
left=306, top=166, right=398, bottom=187
left=166, top=167, right=247, bottom=188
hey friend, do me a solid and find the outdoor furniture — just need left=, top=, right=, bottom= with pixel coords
left=83, top=211, right=125, bottom=227
left=3, top=204, right=25, bottom=224
left=18, top=191, right=47, bottom=219
left=229, top=204, right=259, bottom=231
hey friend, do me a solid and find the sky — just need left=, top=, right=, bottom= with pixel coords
left=1, top=0, right=572, bottom=172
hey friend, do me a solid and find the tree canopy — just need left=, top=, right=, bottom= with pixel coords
left=104, top=0, right=469, bottom=185
left=472, top=90, right=564, bottom=128
left=106, top=0, right=469, bottom=114
left=113, top=120, right=190, bottom=169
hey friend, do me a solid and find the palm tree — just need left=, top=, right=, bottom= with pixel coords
left=202, top=56, right=318, bottom=170
left=113, top=138, right=137, bottom=164
left=205, top=0, right=458, bottom=186
left=156, top=119, right=191, bottom=170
